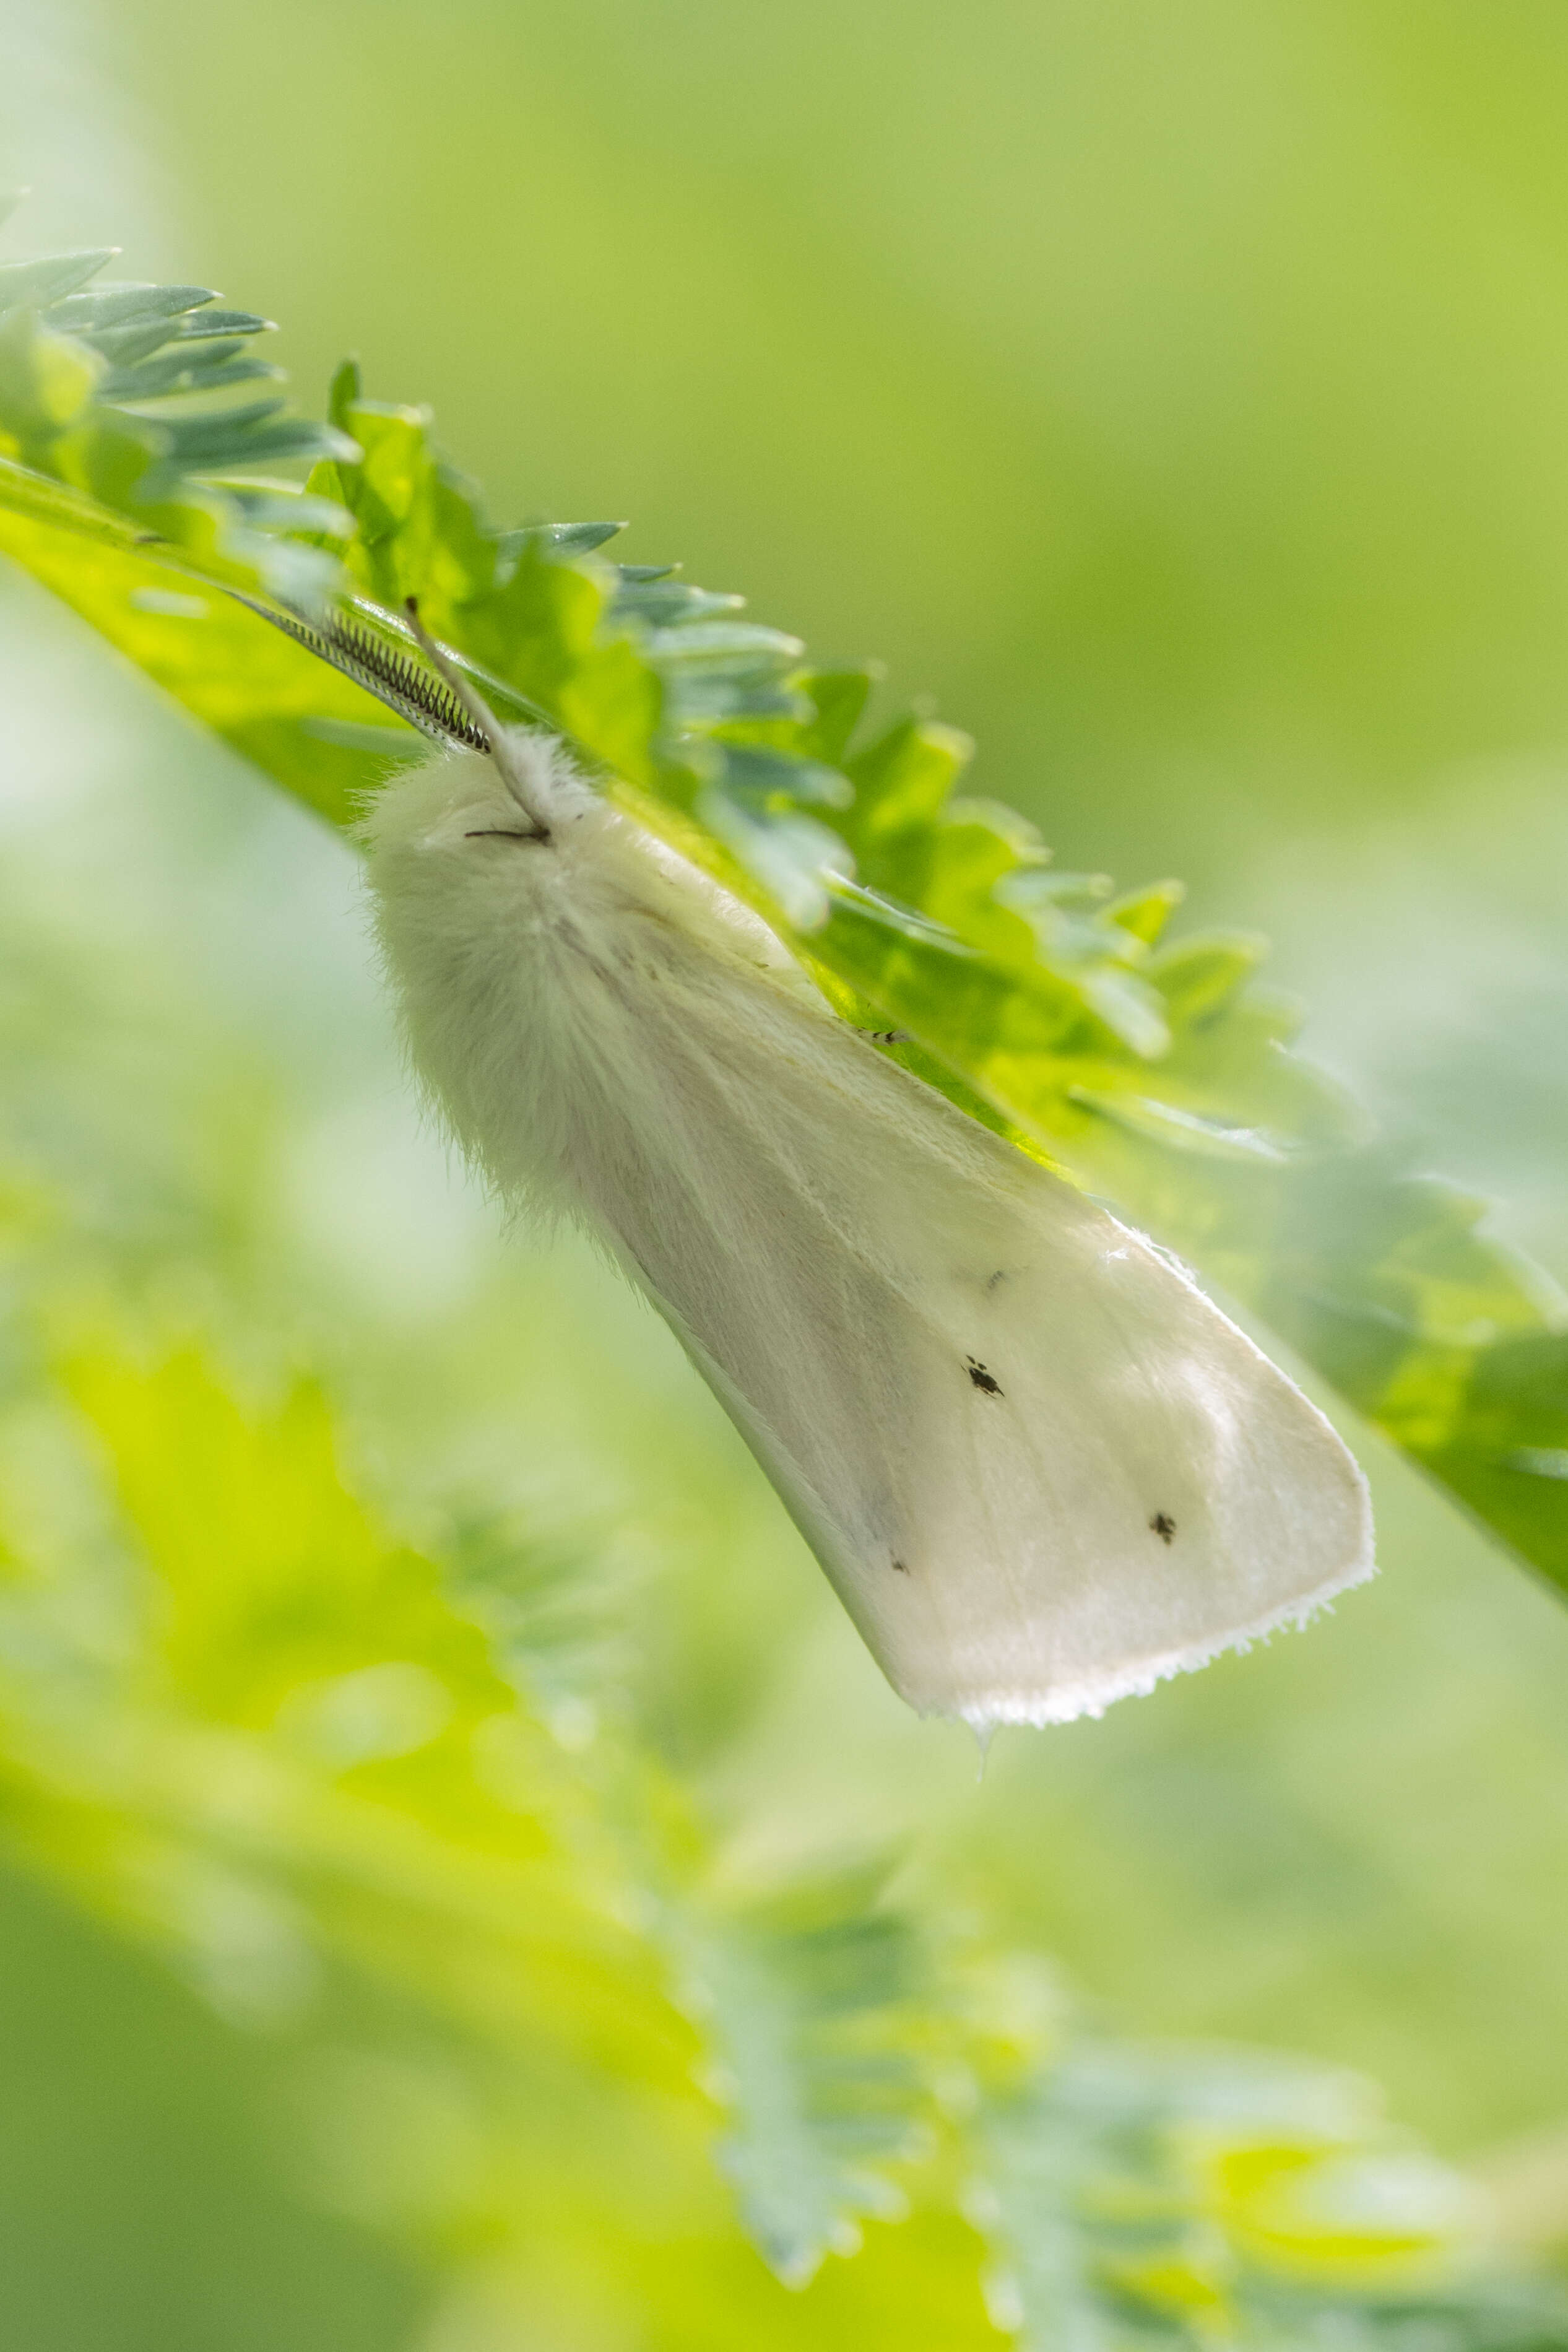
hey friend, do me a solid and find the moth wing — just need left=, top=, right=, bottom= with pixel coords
left=567, top=947, right=1374, bottom=1729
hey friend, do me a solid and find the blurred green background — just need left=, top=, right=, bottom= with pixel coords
left=5, top=1, right=1568, bottom=2344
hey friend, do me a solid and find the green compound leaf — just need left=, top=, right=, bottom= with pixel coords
left=974, top=2038, right=1559, bottom=2352
left=675, top=1864, right=937, bottom=2286
left=2, top=234, right=1568, bottom=1603
left=0, top=239, right=385, bottom=823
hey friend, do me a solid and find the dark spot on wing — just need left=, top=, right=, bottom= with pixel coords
left=1150, top=1512, right=1176, bottom=1544
left=891, top=1556, right=909, bottom=1575
left=986, top=1270, right=1007, bottom=1292
left=966, top=1357, right=1003, bottom=1396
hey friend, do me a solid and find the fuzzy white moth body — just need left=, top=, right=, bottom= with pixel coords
left=365, top=729, right=1373, bottom=1728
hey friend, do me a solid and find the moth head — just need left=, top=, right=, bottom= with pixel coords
left=222, top=583, right=599, bottom=846
left=397, top=598, right=558, bottom=839
left=467, top=726, right=599, bottom=841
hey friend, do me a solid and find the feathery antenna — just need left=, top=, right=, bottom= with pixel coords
left=226, top=588, right=492, bottom=750
left=404, top=597, right=550, bottom=835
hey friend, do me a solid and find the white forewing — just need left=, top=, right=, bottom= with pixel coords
left=365, top=739, right=1373, bottom=1728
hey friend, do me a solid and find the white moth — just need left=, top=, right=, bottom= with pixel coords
left=362, top=649, right=1373, bottom=1729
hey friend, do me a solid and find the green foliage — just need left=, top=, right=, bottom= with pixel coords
left=0, top=1173, right=1554, bottom=2345
left=0, top=259, right=380, bottom=823
left=677, top=1864, right=935, bottom=2285
left=977, top=2040, right=1541, bottom=2350
left=1, top=237, right=1565, bottom=1612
